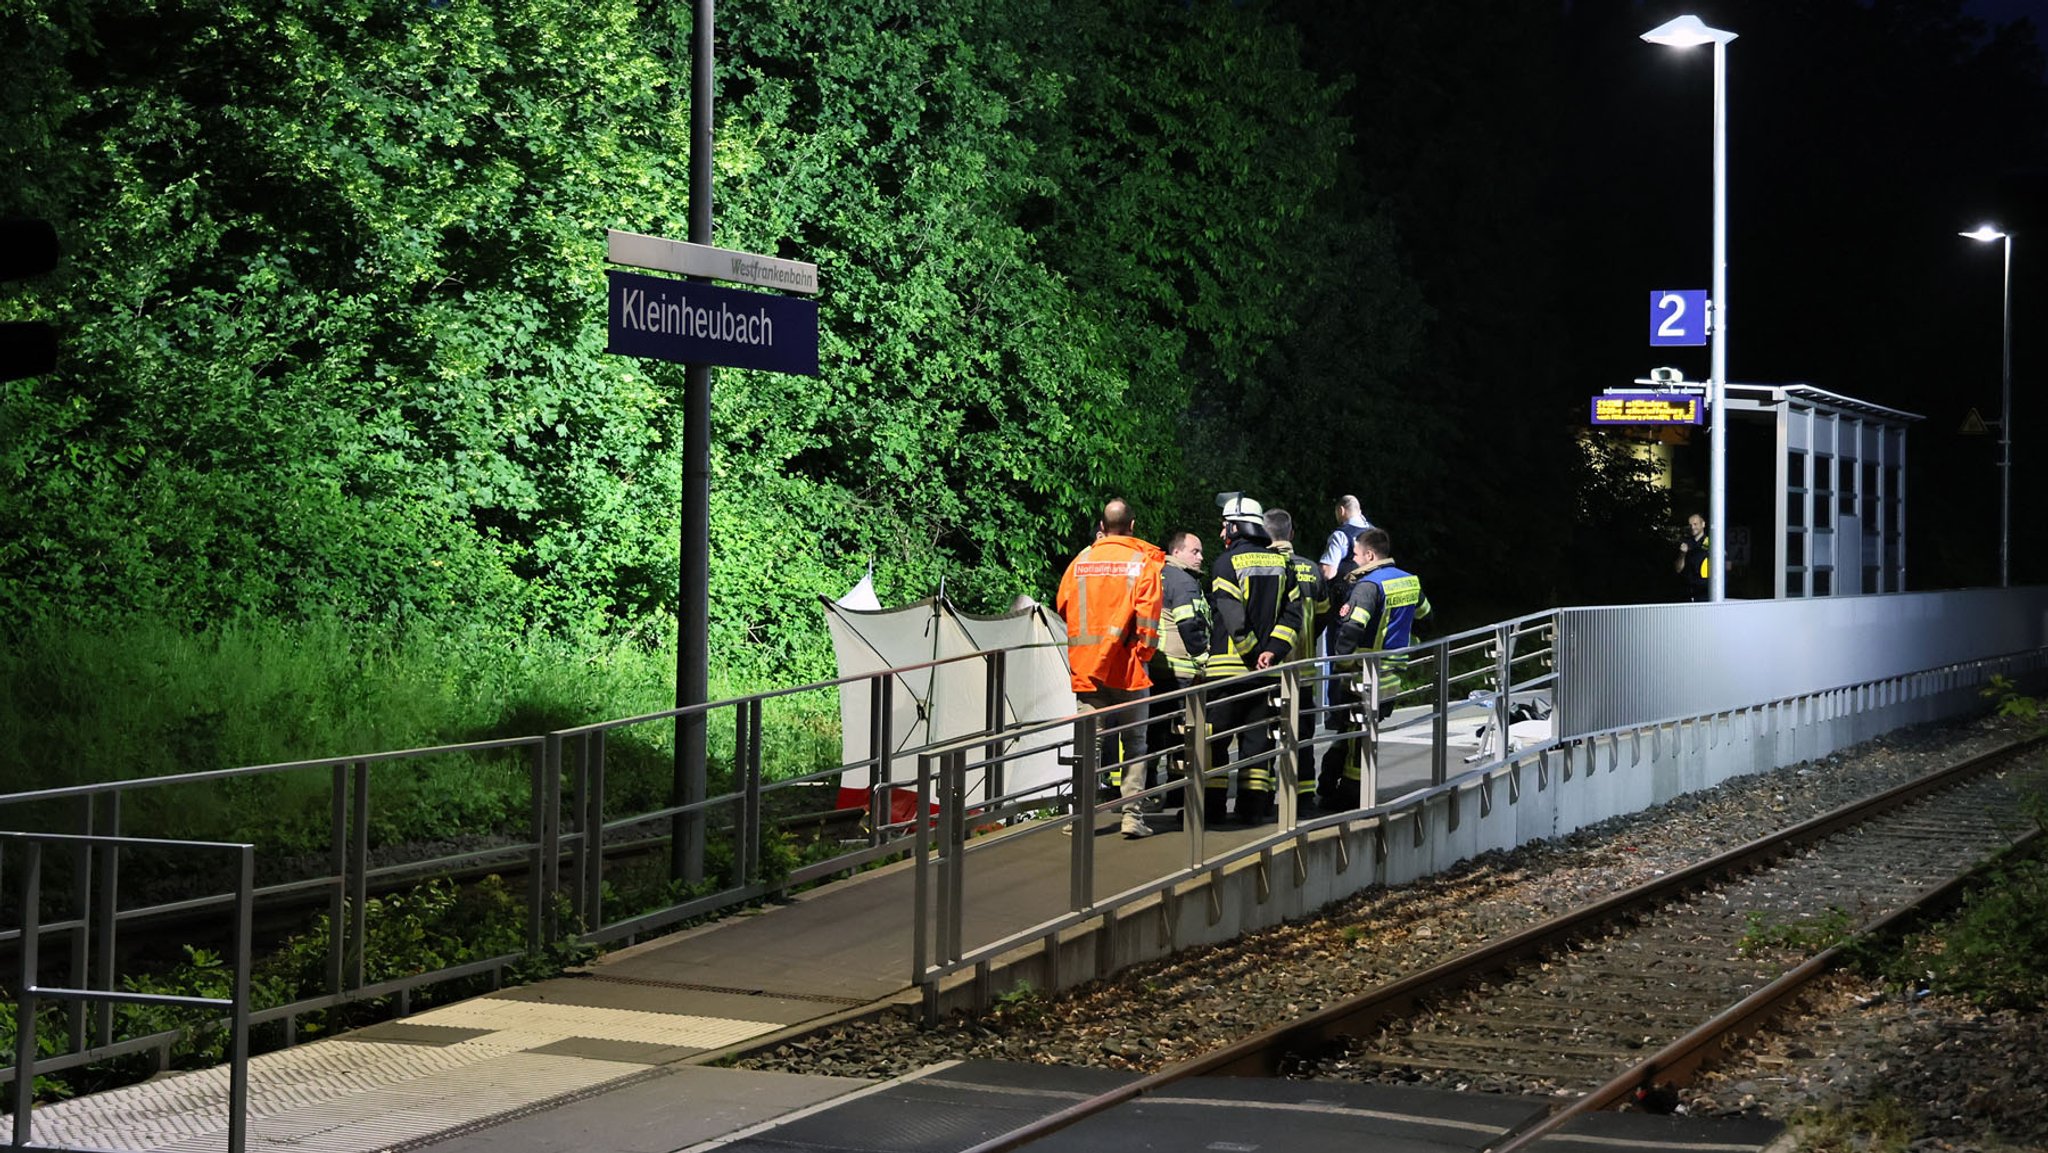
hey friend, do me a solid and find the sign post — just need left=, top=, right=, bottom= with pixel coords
left=606, top=0, right=825, bottom=883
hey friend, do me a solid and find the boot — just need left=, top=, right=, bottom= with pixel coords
left=1204, top=787, right=1231, bottom=828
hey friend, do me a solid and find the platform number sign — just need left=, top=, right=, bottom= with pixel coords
left=1649, top=289, right=1710, bottom=347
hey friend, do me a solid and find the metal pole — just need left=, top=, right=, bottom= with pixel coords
left=2000, top=233, right=2012, bottom=588
left=1708, top=34, right=1729, bottom=602
left=673, top=0, right=714, bottom=884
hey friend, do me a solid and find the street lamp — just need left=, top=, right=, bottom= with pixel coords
left=1644, top=14, right=1737, bottom=601
left=1960, top=224, right=2013, bottom=587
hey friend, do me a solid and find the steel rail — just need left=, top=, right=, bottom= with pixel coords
left=955, top=732, right=2044, bottom=1153
left=1484, top=821, right=2044, bottom=1152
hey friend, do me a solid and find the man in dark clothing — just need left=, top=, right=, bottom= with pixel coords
left=1144, top=530, right=1211, bottom=806
left=1325, top=527, right=1433, bottom=811
left=1265, top=508, right=1327, bottom=808
left=1204, top=493, right=1304, bottom=826
left=1676, top=512, right=1710, bottom=602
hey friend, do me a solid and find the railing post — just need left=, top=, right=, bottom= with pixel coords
left=93, top=793, right=119, bottom=1047
left=1494, top=623, right=1514, bottom=763
left=869, top=674, right=892, bottom=849
left=569, top=733, right=590, bottom=930
left=1429, top=641, right=1449, bottom=785
left=328, top=763, right=347, bottom=995
left=69, top=797, right=90, bottom=1055
left=529, top=739, right=548, bottom=952
left=1277, top=666, right=1301, bottom=826
left=1363, top=658, right=1381, bottom=806
left=742, top=701, right=764, bottom=886
left=983, top=649, right=1007, bottom=805
left=542, top=733, right=563, bottom=944
left=348, top=761, right=369, bottom=991
left=944, top=749, right=968, bottom=966
left=13, top=841, right=42, bottom=1147
left=911, top=752, right=933, bottom=987
left=585, top=730, right=607, bottom=933
left=1184, top=689, right=1210, bottom=860
left=229, top=845, right=253, bottom=1153
left=1071, top=711, right=1098, bottom=912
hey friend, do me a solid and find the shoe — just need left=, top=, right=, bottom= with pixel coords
left=1120, top=818, right=1155, bottom=839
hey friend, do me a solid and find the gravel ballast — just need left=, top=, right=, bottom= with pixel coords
left=734, top=717, right=2044, bottom=1150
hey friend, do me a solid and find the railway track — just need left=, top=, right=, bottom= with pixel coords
left=940, top=732, right=2047, bottom=1153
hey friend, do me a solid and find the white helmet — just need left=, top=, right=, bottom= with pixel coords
left=1218, top=492, right=1265, bottom=528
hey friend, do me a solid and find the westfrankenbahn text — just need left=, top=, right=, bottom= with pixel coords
left=605, top=269, right=820, bottom=376
left=619, top=285, right=778, bottom=346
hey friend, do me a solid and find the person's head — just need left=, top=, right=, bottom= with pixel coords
left=1353, top=526, right=1393, bottom=566
left=1100, top=498, right=1135, bottom=537
left=1263, top=508, right=1295, bottom=545
left=1219, top=493, right=1267, bottom=544
left=1335, top=495, right=1361, bottom=524
left=1165, top=530, right=1204, bottom=568
left=1687, top=512, right=1705, bottom=536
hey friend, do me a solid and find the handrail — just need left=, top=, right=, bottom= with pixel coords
left=4, top=831, right=255, bottom=1153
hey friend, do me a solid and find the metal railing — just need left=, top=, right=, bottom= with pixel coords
left=4, top=831, right=253, bottom=1152
left=904, top=613, right=1560, bottom=1011
left=2, top=587, right=2042, bottom=1119
left=0, top=642, right=1045, bottom=1122
left=903, top=591, right=2048, bottom=1016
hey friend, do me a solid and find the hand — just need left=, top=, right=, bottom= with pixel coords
left=1255, top=651, right=1276, bottom=670
left=1679, top=541, right=1690, bottom=553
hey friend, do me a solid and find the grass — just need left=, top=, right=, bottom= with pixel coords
left=0, top=612, right=847, bottom=858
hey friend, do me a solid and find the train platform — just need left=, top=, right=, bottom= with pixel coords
left=13, top=704, right=1788, bottom=1153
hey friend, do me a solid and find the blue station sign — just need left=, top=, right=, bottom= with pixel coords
left=1590, top=392, right=1703, bottom=425
left=606, top=269, right=819, bottom=376
left=1649, top=289, right=1710, bottom=347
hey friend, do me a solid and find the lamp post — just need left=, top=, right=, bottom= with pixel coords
left=1644, top=14, right=1737, bottom=601
left=1959, top=225, right=2012, bottom=588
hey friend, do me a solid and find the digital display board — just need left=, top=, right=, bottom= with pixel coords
left=1590, top=393, right=1702, bottom=425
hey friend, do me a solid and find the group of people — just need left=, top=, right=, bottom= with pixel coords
left=1054, top=493, right=1432, bottom=837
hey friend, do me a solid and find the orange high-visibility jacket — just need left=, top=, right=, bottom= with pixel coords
left=1055, top=534, right=1165, bottom=693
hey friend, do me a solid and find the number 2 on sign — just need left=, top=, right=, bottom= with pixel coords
left=1656, top=293, right=1689, bottom=338
left=1648, top=289, right=1709, bottom=346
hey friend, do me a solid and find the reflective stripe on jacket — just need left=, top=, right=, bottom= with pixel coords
left=1276, top=542, right=1326, bottom=663
left=1056, top=534, right=1165, bottom=692
left=1158, top=560, right=1212, bottom=680
left=1207, top=536, right=1303, bottom=678
left=1334, top=559, right=1432, bottom=665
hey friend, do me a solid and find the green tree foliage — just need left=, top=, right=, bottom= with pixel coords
left=1, top=0, right=1406, bottom=694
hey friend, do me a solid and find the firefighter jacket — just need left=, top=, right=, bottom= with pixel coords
left=1207, top=531, right=1304, bottom=678
left=1333, top=558, right=1432, bottom=662
left=1056, top=534, right=1165, bottom=693
left=1275, top=542, right=1326, bottom=664
left=1158, top=557, right=1212, bottom=680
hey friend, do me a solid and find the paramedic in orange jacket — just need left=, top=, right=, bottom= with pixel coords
left=1056, top=498, right=1166, bottom=839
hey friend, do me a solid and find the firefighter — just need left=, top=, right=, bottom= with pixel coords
left=1056, top=498, right=1165, bottom=839
left=1264, top=508, right=1327, bottom=805
left=1144, top=530, right=1212, bottom=805
left=1204, top=493, right=1304, bottom=826
left=1326, top=526, right=1433, bottom=811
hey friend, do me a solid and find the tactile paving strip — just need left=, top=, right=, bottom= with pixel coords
left=23, top=993, right=785, bottom=1152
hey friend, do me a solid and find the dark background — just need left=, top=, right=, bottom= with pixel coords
left=1272, top=0, right=2044, bottom=606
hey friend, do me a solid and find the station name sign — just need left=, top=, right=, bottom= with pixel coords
left=606, top=270, right=819, bottom=376
left=1589, top=392, right=1702, bottom=426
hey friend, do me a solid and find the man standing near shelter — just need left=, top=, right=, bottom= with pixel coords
left=1057, top=499, right=1165, bottom=839
left=1676, top=512, right=1711, bottom=602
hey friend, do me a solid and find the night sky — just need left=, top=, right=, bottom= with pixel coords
left=1307, top=0, right=2048, bottom=592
